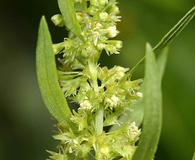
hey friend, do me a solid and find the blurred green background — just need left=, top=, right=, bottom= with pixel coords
left=0, top=0, right=195, bottom=159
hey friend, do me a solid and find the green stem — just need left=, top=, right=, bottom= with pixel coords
left=95, top=106, right=104, bottom=135
left=128, top=6, right=195, bottom=75
left=153, top=6, right=195, bottom=51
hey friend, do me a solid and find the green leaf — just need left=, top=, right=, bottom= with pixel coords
left=192, top=152, right=195, bottom=160
left=110, top=48, right=168, bottom=131
left=58, top=0, right=82, bottom=36
left=110, top=101, right=143, bottom=132
left=36, top=17, right=74, bottom=129
left=157, top=47, right=168, bottom=80
left=133, top=43, right=168, bottom=160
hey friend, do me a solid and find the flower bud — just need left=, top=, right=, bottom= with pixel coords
left=106, top=26, right=119, bottom=38
left=129, top=122, right=141, bottom=142
left=95, top=23, right=103, bottom=29
left=88, top=6, right=99, bottom=15
left=76, top=13, right=83, bottom=22
left=80, top=100, right=92, bottom=110
left=97, top=43, right=105, bottom=50
left=136, top=92, right=143, bottom=98
left=105, top=95, right=119, bottom=107
left=90, top=0, right=98, bottom=6
left=52, top=42, right=64, bottom=54
left=104, top=41, right=122, bottom=55
left=51, top=14, right=64, bottom=27
left=108, top=40, right=122, bottom=49
left=99, top=0, right=108, bottom=6
left=110, top=5, right=120, bottom=14
left=99, top=12, right=109, bottom=21
left=114, top=66, right=128, bottom=79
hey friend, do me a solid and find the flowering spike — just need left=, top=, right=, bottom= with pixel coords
left=38, top=1, right=143, bottom=159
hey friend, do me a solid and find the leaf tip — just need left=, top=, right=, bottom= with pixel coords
left=146, top=43, right=154, bottom=54
left=145, top=42, right=154, bottom=59
left=40, top=15, right=47, bottom=26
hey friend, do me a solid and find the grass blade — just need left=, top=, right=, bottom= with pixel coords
left=128, top=6, right=195, bottom=75
left=133, top=43, right=168, bottom=160
left=58, top=0, right=82, bottom=36
left=153, top=6, right=195, bottom=51
left=36, top=17, right=74, bottom=129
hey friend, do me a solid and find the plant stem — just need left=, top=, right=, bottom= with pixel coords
left=128, top=6, right=195, bottom=75
left=95, top=106, right=104, bottom=135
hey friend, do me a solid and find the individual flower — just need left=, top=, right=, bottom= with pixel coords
left=99, top=12, right=109, bottom=21
left=105, top=95, right=120, bottom=107
left=106, top=26, right=119, bottom=38
left=136, top=92, right=143, bottom=98
left=80, top=100, right=93, bottom=110
left=129, top=122, right=141, bottom=142
left=51, top=14, right=64, bottom=27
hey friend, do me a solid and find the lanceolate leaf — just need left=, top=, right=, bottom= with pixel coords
left=133, top=43, right=168, bottom=160
left=157, top=47, right=168, bottom=80
left=36, top=17, right=74, bottom=129
left=111, top=48, right=168, bottom=131
left=110, top=101, right=143, bottom=132
left=193, top=152, right=195, bottom=160
left=192, top=152, right=195, bottom=160
left=58, top=0, right=82, bottom=36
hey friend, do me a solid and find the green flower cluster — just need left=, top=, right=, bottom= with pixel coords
left=49, top=0, right=143, bottom=159
left=53, top=0, right=122, bottom=69
left=50, top=122, right=141, bottom=160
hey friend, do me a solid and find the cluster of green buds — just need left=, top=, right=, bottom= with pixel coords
left=49, top=0, right=143, bottom=159
left=37, top=0, right=195, bottom=159
left=52, top=0, right=122, bottom=69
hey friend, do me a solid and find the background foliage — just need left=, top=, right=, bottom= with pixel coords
left=0, top=0, right=194, bottom=159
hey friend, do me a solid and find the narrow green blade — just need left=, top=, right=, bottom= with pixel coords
left=192, top=152, right=195, bottom=160
left=128, top=6, right=195, bottom=75
left=157, top=47, right=168, bottom=80
left=36, top=17, right=74, bottom=128
left=58, top=0, right=82, bottom=36
left=133, top=43, right=168, bottom=160
left=153, top=6, right=195, bottom=51
left=110, top=48, right=168, bottom=131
